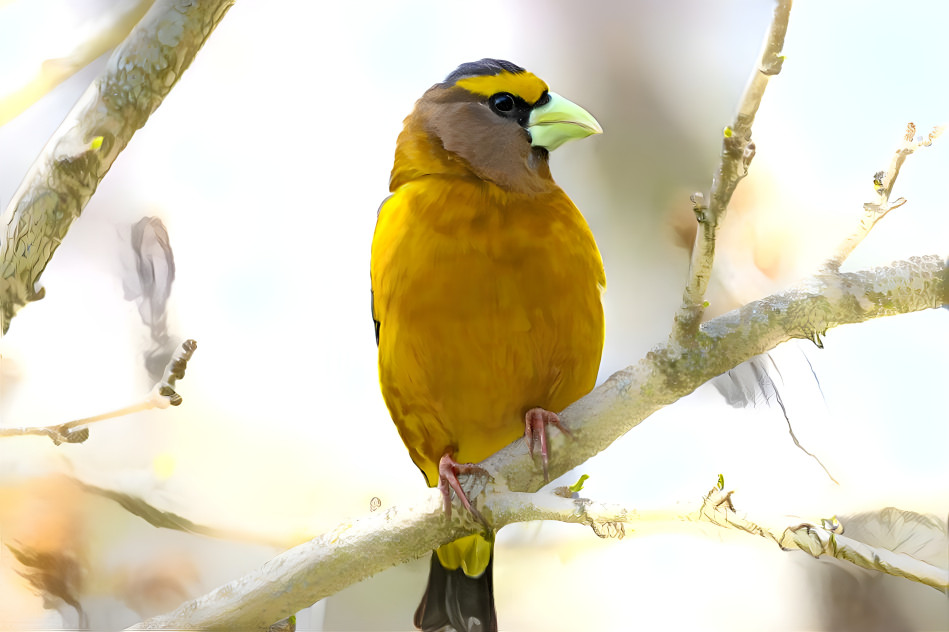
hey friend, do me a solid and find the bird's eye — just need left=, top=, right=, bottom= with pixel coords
left=489, top=93, right=516, bottom=114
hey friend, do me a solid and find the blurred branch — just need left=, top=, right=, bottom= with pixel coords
left=0, top=0, right=234, bottom=335
left=0, top=0, right=154, bottom=127
left=776, top=524, right=948, bottom=594
left=74, top=476, right=291, bottom=548
left=6, top=541, right=87, bottom=628
left=673, top=0, right=792, bottom=343
left=823, top=123, right=944, bottom=272
left=127, top=256, right=947, bottom=630
left=0, top=339, right=196, bottom=444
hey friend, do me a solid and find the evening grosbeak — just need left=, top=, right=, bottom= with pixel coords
left=371, top=58, right=604, bottom=632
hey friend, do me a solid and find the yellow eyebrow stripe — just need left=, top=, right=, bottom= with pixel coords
left=454, top=71, right=548, bottom=105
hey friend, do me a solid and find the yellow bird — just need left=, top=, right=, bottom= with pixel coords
left=371, top=59, right=605, bottom=631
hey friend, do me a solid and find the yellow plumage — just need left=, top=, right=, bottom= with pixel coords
left=370, top=59, right=604, bottom=631
left=372, top=174, right=604, bottom=487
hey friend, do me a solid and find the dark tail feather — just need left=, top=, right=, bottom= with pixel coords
left=414, top=551, right=497, bottom=632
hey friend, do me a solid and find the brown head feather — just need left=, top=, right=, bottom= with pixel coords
left=390, top=64, right=554, bottom=194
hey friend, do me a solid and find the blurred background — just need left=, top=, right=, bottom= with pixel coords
left=0, top=0, right=947, bottom=630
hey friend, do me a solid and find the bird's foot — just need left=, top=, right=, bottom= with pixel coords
left=438, top=452, right=488, bottom=525
left=524, top=407, right=573, bottom=482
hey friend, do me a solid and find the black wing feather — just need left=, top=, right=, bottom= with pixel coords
left=371, top=288, right=381, bottom=346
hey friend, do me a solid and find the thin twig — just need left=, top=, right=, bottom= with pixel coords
left=823, top=123, right=944, bottom=272
left=674, top=0, right=792, bottom=344
left=0, top=339, right=196, bottom=445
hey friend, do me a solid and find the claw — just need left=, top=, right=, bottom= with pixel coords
left=524, top=407, right=572, bottom=482
left=437, top=452, right=487, bottom=524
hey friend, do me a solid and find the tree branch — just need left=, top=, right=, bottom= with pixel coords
left=126, top=491, right=476, bottom=631
left=127, top=256, right=947, bottom=630
left=775, top=519, right=948, bottom=593
left=4, top=1, right=938, bottom=628
left=674, top=0, right=792, bottom=343
left=701, top=488, right=947, bottom=592
left=0, top=339, right=196, bottom=444
left=494, top=487, right=949, bottom=592
left=823, top=123, right=944, bottom=272
left=486, top=255, right=946, bottom=495
left=0, top=0, right=234, bottom=335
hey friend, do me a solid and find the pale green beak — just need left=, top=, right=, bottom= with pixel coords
left=527, top=91, right=602, bottom=151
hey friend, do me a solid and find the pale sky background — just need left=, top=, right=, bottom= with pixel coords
left=0, top=1, right=947, bottom=630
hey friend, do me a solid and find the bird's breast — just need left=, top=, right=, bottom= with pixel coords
left=372, top=177, right=604, bottom=484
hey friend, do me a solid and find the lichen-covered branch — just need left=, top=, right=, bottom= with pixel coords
left=486, top=255, right=947, bottom=495
left=674, top=0, right=792, bottom=342
left=127, top=256, right=947, bottom=630
left=126, top=492, right=480, bottom=631
left=124, top=490, right=644, bottom=630
left=0, top=339, right=196, bottom=444
left=0, top=0, right=234, bottom=335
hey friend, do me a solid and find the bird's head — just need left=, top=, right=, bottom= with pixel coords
left=391, top=58, right=602, bottom=193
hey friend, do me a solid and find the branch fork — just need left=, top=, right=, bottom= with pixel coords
left=0, top=339, right=197, bottom=444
